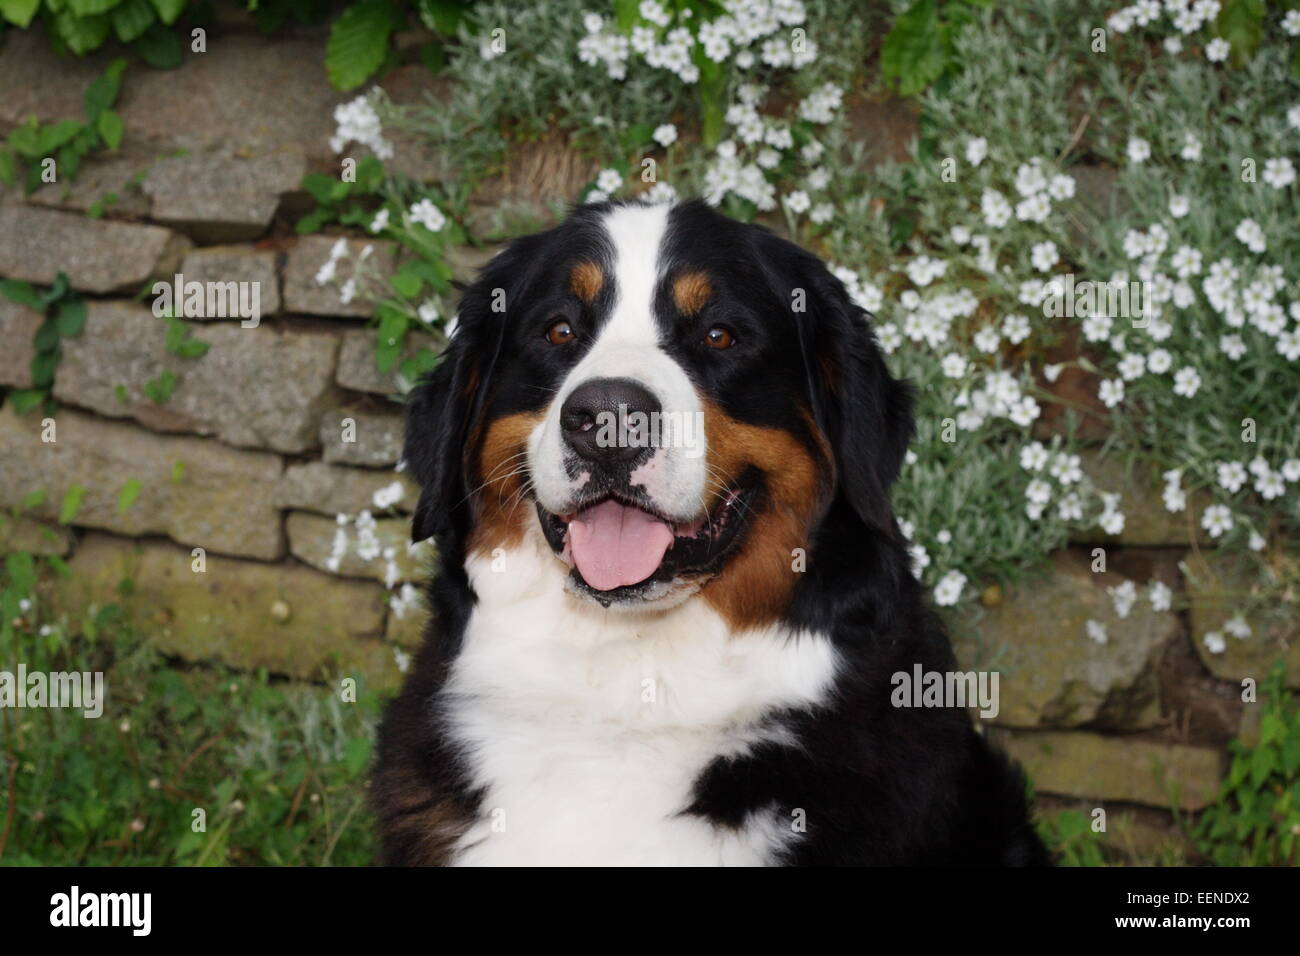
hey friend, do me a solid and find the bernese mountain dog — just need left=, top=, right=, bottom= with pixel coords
left=372, top=198, right=1050, bottom=866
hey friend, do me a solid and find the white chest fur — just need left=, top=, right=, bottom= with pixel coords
left=441, top=529, right=839, bottom=866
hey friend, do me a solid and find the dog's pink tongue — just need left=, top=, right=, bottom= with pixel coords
left=569, top=499, right=674, bottom=591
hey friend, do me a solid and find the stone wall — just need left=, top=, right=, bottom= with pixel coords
left=2, top=21, right=1293, bottom=850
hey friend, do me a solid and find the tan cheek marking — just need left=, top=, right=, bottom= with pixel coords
left=700, top=401, right=832, bottom=630
left=569, top=261, right=604, bottom=304
left=467, top=410, right=545, bottom=557
left=672, top=270, right=713, bottom=315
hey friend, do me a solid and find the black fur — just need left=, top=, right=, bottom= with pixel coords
left=373, top=200, right=1051, bottom=866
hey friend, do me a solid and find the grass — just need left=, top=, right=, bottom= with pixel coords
left=0, top=553, right=383, bottom=867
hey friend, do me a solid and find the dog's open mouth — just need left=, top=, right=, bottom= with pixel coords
left=537, top=480, right=757, bottom=602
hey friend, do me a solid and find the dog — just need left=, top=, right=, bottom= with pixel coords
left=372, top=198, right=1050, bottom=866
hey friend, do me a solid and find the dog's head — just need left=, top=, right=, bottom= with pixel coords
left=406, top=199, right=913, bottom=625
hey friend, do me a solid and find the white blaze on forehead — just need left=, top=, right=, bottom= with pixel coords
left=528, top=202, right=708, bottom=521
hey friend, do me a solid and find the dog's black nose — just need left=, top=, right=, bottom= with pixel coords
left=561, top=377, right=661, bottom=463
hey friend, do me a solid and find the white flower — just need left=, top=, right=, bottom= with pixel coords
left=1020, top=441, right=1050, bottom=471
left=1026, top=478, right=1052, bottom=505
left=1058, top=492, right=1082, bottom=521
left=585, top=189, right=609, bottom=204
left=784, top=190, right=811, bottom=214
left=1249, top=531, right=1266, bottom=551
left=1283, top=458, right=1300, bottom=482
left=1168, top=194, right=1190, bottom=219
left=1262, top=157, right=1296, bottom=190
left=1110, top=580, right=1137, bottom=619
left=950, top=224, right=971, bottom=245
left=1043, top=363, right=1063, bottom=383
left=1235, top=218, right=1267, bottom=254
left=875, top=322, right=901, bottom=354
left=1201, top=504, right=1234, bottom=538
left=1224, top=614, right=1252, bottom=640
left=1099, top=378, right=1125, bottom=408
left=1049, top=453, right=1083, bottom=485
left=974, top=325, right=1000, bottom=353
left=1031, top=241, right=1059, bottom=272
left=1014, top=159, right=1048, bottom=197
left=652, top=123, right=678, bottom=147
left=1146, top=348, right=1171, bottom=373
left=1278, top=328, right=1300, bottom=361
left=1149, top=581, right=1172, bottom=612
left=941, top=353, right=968, bottom=378
left=372, top=480, right=405, bottom=510
left=639, top=0, right=670, bottom=27
left=1118, top=353, right=1146, bottom=380
left=1219, top=334, right=1247, bottom=360
left=1172, top=366, right=1201, bottom=397
left=810, top=203, right=834, bottom=224
left=1048, top=174, right=1075, bottom=200
left=1086, top=620, right=1108, bottom=645
left=1255, top=469, right=1286, bottom=500
left=1014, top=192, right=1051, bottom=223
left=933, top=570, right=967, bottom=606
left=644, top=180, right=678, bottom=203
left=936, top=528, right=952, bottom=544
left=1216, top=460, right=1248, bottom=493
left=1284, top=9, right=1300, bottom=35
left=408, top=199, right=446, bottom=233
left=1164, top=36, right=1183, bottom=54
left=330, top=93, right=393, bottom=160
left=1179, top=133, right=1202, bottom=162
left=1126, top=137, right=1151, bottom=164
left=1289, top=104, right=1300, bottom=131
left=1203, top=631, right=1226, bottom=655
left=980, top=189, right=1012, bottom=228
left=1002, top=313, right=1031, bottom=344
left=965, top=137, right=987, bottom=166
left=1205, top=37, right=1230, bottom=63
left=596, top=168, right=624, bottom=194
left=369, top=208, right=390, bottom=233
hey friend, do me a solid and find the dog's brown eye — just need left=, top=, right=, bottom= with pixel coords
left=704, top=326, right=735, bottom=350
left=546, top=320, right=576, bottom=345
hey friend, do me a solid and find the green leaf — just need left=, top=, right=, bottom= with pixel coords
left=0, top=146, right=15, bottom=186
left=59, top=484, right=86, bottom=525
left=55, top=298, right=88, bottom=336
left=881, top=0, right=947, bottom=97
left=148, top=0, right=184, bottom=24
left=34, top=318, right=61, bottom=352
left=54, top=10, right=111, bottom=55
left=5, top=551, right=36, bottom=596
left=0, top=0, right=41, bottom=29
left=68, top=0, right=119, bottom=15
left=416, top=0, right=467, bottom=36
left=117, top=477, right=142, bottom=514
left=390, top=270, right=423, bottom=299
left=170, top=460, right=185, bottom=483
left=294, top=208, right=335, bottom=235
left=143, top=368, right=176, bottom=403
left=20, top=488, right=47, bottom=510
left=302, top=172, right=341, bottom=204
left=37, top=120, right=84, bottom=156
left=8, top=389, right=45, bottom=414
left=134, top=22, right=183, bottom=68
left=30, top=350, right=59, bottom=388
left=326, top=0, right=397, bottom=92
left=111, top=0, right=155, bottom=42
left=1215, top=0, right=1265, bottom=68
left=0, top=278, right=42, bottom=308
left=96, top=109, right=124, bottom=150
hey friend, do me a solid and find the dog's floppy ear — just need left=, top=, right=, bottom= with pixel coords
left=795, top=256, right=915, bottom=535
left=405, top=275, right=506, bottom=544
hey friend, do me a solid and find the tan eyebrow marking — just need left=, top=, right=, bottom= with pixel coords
left=568, top=261, right=604, bottom=303
left=672, top=270, right=713, bottom=316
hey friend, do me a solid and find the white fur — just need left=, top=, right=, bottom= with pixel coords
left=529, top=202, right=707, bottom=522
left=442, top=523, right=839, bottom=866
